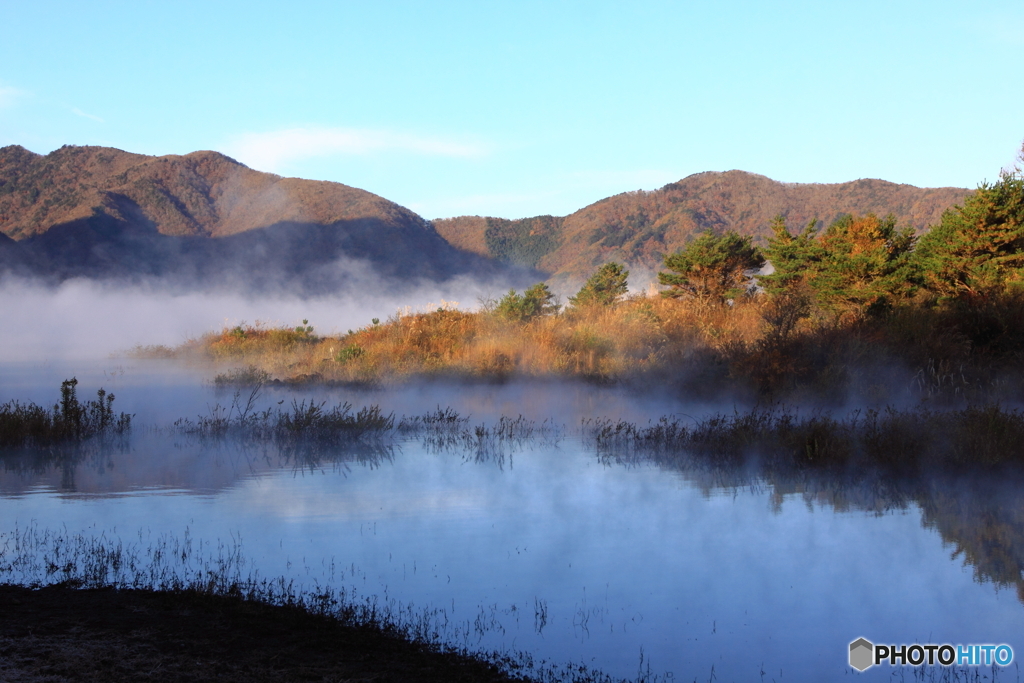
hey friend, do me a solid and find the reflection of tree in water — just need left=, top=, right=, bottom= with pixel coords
left=0, top=440, right=123, bottom=493
left=643, top=461, right=1024, bottom=606
left=588, top=407, right=1024, bottom=606
left=782, top=475, right=1024, bottom=605
left=916, top=479, right=1024, bottom=604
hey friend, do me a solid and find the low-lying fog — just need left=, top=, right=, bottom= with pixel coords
left=0, top=272, right=713, bottom=427
left=0, top=272, right=501, bottom=363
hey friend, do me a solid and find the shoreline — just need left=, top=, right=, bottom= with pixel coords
left=0, top=584, right=528, bottom=683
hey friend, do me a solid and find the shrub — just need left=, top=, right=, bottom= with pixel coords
left=0, top=378, right=132, bottom=448
left=335, top=344, right=365, bottom=363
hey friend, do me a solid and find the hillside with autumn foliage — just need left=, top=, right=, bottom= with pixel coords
left=0, top=145, right=972, bottom=291
left=0, top=145, right=531, bottom=291
left=433, top=171, right=969, bottom=287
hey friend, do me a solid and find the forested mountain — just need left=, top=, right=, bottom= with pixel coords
left=0, top=145, right=970, bottom=292
left=433, top=171, right=970, bottom=286
left=0, top=145, right=531, bottom=292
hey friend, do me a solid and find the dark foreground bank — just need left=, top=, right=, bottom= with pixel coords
left=0, top=585, right=525, bottom=683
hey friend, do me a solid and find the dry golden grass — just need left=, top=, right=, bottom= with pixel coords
left=145, top=295, right=785, bottom=388
left=137, top=290, right=1024, bottom=402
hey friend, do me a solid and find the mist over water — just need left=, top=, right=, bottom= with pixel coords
left=0, top=272, right=725, bottom=428
left=0, top=272, right=511, bottom=362
left=3, top=274, right=1024, bottom=681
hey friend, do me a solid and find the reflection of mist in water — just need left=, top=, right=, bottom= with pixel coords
left=2, top=409, right=1023, bottom=680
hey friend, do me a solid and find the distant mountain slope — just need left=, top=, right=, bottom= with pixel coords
left=0, top=145, right=531, bottom=292
left=1, top=146, right=972, bottom=293
left=433, top=170, right=971, bottom=286
left=0, top=144, right=430, bottom=240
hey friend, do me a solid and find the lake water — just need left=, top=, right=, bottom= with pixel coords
left=2, top=359, right=1022, bottom=681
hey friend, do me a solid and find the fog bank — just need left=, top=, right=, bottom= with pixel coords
left=0, top=273, right=508, bottom=363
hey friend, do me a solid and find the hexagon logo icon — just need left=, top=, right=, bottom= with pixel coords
left=849, top=637, right=874, bottom=671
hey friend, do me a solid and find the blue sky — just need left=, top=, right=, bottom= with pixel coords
left=1, top=0, right=1022, bottom=219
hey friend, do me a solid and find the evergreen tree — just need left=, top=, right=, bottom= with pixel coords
left=496, top=283, right=559, bottom=322
left=762, top=213, right=917, bottom=317
left=658, top=230, right=764, bottom=306
left=821, top=213, right=917, bottom=312
left=914, top=166, right=1024, bottom=300
left=758, top=216, right=823, bottom=296
left=569, top=262, right=630, bottom=307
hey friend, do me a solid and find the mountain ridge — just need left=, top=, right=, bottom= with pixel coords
left=1, top=145, right=971, bottom=290
left=432, top=170, right=970, bottom=286
left=0, top=144, right=432, bottom=240
left=0, top=145, right=531, bottom=292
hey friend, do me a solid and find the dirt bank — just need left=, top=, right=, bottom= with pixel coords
left=0, top=584, right=522, bottom=682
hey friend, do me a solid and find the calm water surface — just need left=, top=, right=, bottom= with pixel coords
left=2, top=360, right=1022, bottom=681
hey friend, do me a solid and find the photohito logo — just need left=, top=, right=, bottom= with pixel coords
left=849, top=638, right=1014, bottom=672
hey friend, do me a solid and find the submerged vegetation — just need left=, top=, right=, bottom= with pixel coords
left=174, top=387, right=394, bottom=442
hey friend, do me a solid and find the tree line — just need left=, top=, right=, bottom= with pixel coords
left=498, top=146, right=1024, bottom=322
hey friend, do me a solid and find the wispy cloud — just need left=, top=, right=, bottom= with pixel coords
left=222, top=126, right=489, bottom=173
left=71, top=107, right=104, bottom=123
left=0, top=85, right=27, bottom=109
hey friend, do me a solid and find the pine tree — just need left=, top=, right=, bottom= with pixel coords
left=758, top=216, right=823, bottom=296
left=658, top=230, right=764, bottom=306
left=762, top=213, right=917, bottom=317
left=496, top=283, right=559, bottom=322
left=569, top=262, right=630, bottom=307
left=914, top=165, right=1024, bottom=300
